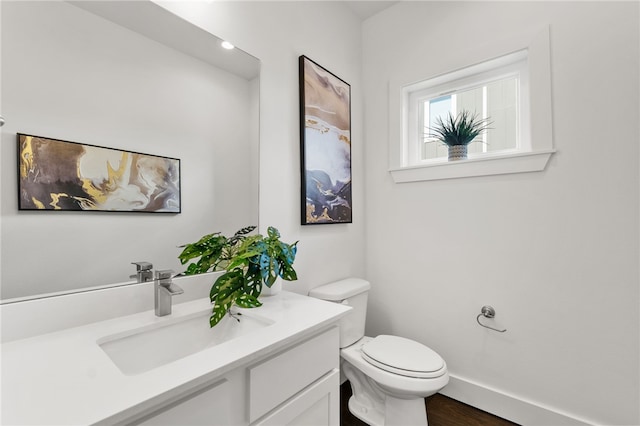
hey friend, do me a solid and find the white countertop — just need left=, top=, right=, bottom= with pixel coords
left=1, top=291, right=350, bottom=425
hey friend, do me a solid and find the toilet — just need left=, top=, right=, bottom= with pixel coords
left=309, top=278, right=449, bottom=426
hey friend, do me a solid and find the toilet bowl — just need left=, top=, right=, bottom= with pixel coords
left=309, top=278, right=449, bottom=426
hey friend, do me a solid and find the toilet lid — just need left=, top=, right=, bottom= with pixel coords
left=361, top=335, right=446, bottom=379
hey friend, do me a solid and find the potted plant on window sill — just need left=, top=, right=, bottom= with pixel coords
left=427, top=110, right=491, bottom=161
left=178, top=226, right=298, bottom=327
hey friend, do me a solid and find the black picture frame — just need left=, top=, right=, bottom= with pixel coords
left=299, top=55, right=352, bottom=225
left=17, top=133, right=181, bottom=213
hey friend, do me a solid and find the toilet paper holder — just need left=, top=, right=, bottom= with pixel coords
left=476, top=305, right=507, bottom=333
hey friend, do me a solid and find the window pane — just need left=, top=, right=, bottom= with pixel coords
left=422, top=95, right=451, bottom=160
left=429, top=95, right=452, bottom=128
left=456, top=86, right=485, bottom=154
left=486, top=77, right=518, bottom=152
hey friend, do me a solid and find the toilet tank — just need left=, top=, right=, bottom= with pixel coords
left=309, top=278, right=371, bottom=348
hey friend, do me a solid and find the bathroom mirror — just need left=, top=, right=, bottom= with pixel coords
left=0, top=1, right=260, bottom=302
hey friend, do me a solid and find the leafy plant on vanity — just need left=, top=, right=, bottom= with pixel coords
left=426, top=110, right=492, bottom=161
left=178, top=226, right=298, bottom=327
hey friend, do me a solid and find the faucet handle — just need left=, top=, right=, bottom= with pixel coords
left=155, top=269, right=174, bottom=281
left=132, top=261, right=153, bottom=271
left=155, top=269, right=184, bottom=296
left=130, top=262, right=154, bottom=282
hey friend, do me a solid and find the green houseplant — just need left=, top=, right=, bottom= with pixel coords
left=178, top=226, right=298, bottom=327
left=427, top=110, right=491, bottom=161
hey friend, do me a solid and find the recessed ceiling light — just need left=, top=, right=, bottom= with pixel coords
left=221, top=41, right=234, bottom=50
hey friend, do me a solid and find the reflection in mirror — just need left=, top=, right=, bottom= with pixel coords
left=0, top=1, right=260, bottom=302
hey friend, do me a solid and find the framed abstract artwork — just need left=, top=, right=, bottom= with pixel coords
left=299, top=55, right=352, bottom=225
left=17, top=133, right=181, bottom=213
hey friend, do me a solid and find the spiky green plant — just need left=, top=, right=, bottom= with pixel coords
left=427, top=110, right=491, bottom=146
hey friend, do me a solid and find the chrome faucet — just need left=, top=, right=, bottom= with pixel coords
left=130, top=261, right=154, bottom=283
left=154, top=269, right=184, bottom=316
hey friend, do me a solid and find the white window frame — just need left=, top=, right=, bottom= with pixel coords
left=388, top=26, right=555, bottom=183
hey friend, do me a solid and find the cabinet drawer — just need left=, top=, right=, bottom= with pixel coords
left=129, top=379, right=230, bottom=426
left=248, top=327, right=339, bottom=422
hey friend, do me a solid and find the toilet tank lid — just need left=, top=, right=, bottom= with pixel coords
left=309, top=278, right=371, bottom=301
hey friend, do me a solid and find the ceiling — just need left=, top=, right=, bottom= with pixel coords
left=70, top=1, right=260, bottom=80
left=343, top=1, right=398, bottom=20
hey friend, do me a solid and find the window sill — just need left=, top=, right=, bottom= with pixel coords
left=389, top=150, right=556, bottom=183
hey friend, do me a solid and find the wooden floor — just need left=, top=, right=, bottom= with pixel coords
left=340, top=382, right=520, bottom=426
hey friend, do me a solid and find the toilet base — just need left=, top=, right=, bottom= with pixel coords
left=343, top=360, right=431, bottom=426
left=348, top=393, right=429, bottom=426
left=348, top=394, right=384, bottom=426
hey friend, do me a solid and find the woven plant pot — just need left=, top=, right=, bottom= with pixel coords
left=448, top=145, right=468, bottom=161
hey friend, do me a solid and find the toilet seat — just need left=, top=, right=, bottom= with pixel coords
left=361, top=335, right=445, bottom=379
left=341, top=336, right=449, bottom=397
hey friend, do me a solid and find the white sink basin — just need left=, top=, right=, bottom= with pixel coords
left=98, top=310, right=273, bottom=375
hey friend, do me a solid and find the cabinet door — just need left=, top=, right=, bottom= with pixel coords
left=131, top=379, right=231, bottom=426
left=253, top=370, right=339, bottom=426
left=249, top=327, right=339, bottom=422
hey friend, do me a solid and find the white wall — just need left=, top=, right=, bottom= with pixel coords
left=0, top=1, right=257, bottom=299
left=156, top=0, right=366, bottom=296
left=363, top=2, right=639, bottom=425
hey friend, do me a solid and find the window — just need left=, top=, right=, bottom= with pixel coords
left=388, top=27, right=554, bottom=183
left=420, top=77, right=519, bottom=160
left=405, top=50, right=528, bottom=166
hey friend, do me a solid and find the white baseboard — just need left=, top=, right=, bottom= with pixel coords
left=439, top=374, right=593, bottom=426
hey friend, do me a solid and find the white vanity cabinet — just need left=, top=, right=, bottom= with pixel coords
left=2, top=291, right=350, bottom=426
left=125, top=327, right=340, bottom=426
